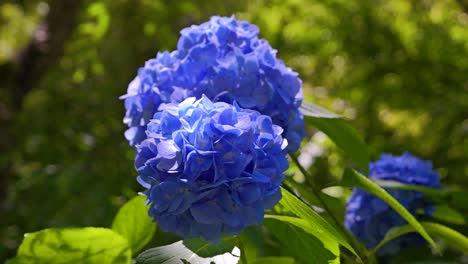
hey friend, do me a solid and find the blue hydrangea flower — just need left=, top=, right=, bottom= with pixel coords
left=120, top=51, right=187, bottom=145
left=135, top=96, right=288, bottom=242
left=121, top=16, right=304, bottom=152
left=344, top=152, right=441, bottom=257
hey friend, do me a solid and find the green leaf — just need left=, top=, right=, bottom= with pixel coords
left=13, top=227, right=131, bottom=264
left=135, top=237, right=240, bottom=264
left=342, top=169, right=438, bottom=253
left=365, top=181, right=468, bottom=213
left=447, top=190, right=468, bottom=211
left=277, top=187, right=358, bottom=257
left=264, top=218, right=339, bottom=264
left=371, top=222, right=468, bottom=255
left=397, top=262, right=459, bottom=264
left=284, top=178, right=345, bottom=219
left=371, top=178, right=445, bottom=199
left=300, top=102, right=341, bottom=118
left=430, top=205, right=466, bottom=225
left=112, top=195, right=157, bottom=254
left=301, top=101, right=369, bottom=174
left=352, top=178, right=468, bottom=225
left=424, top=222, right=468, bottom=252
left=249, top=257, right=295, bottom=264
left=389, top=246, right=448, bottom=264
left=4, top=258, right=19, bottom=264
left=238, top=226, right=268, bottom=260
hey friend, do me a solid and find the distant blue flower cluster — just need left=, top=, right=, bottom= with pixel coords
left=344, top=152, right=441, bottom=257
left=135, top=96, right=288, bottom=242
left=121, top=16, right=304, bottom=152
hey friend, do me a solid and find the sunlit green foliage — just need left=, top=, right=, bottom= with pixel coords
left=1, top=0, right=467, bottom=262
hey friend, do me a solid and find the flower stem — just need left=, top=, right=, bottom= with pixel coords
left=288, top=153, right=367, bottom=262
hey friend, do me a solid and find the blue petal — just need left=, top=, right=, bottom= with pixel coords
left=190, top=201, right=224, bottom=224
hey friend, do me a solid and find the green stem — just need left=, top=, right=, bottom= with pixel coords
left=289, top=153, right=367, bottom=263
left=341, top=252, right=356, bottom=264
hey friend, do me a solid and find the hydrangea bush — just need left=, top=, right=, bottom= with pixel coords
left=121, top=16, right=304, bottom=152
left=135, top=96, right=288, bottom=242
left=9, top=15, right=467, bottom=264
left=345, top=152, right=441, bottom=257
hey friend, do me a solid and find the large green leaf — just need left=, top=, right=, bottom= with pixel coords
left=301, top=101, right=369, bottom=174
left=12, top=227, right=131, bottom=264
left=112, top=195, right=157, bottom=254
left=371, top=222, right=468, bottom=255
left=249, top=257, right=295, bottom=264
left=135, top=238, right=240, bottom=264
left=277, top=187, right=358, bottom=257
left=265, top=218, right=339, bottom=264
left=342, top=169, right=438, bottom=252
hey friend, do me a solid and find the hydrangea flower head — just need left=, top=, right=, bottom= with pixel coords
left=344, top=152, right=441, bottom=257
left=135, top=96, right=288, bottom=242
left=120, top=51, right=184, bottom=145
left=121, top=16, right=304, bottom=152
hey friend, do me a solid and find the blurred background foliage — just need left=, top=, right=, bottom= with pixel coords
left=0, top=0, right=467, bottom=261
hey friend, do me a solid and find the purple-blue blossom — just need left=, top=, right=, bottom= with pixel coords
left=344, top=152, right=441, bottom=257
left=121, top=16, right=304, bottom=152
left=120, top=51, right=183, bottom=145
left=135, top=96, right=288, bottom=242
